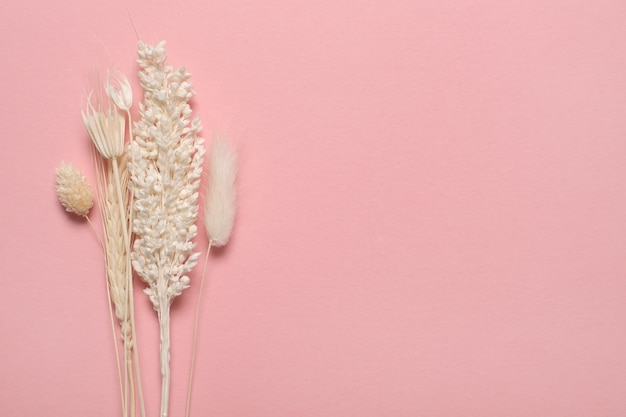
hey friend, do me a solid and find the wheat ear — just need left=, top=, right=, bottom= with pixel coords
left=129, top=40, right=205, bottom=417
left=84, top=80, right=139, bottom=417
left=95, top=154, right=132, bottom=417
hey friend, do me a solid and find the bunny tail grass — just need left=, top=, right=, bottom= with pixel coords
left=186, top=138, right=237, bottom=416
left=204, top=138, right=237, bottom=247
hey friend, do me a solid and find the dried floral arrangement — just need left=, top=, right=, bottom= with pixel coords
left=55, top=40, right=237, bottom=417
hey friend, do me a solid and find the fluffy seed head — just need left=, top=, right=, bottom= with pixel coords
left=205, top=138, right=237, bottom=247
left=55, top=162, right=94, bottom=217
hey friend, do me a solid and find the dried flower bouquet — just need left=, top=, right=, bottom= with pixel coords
left=55, top=40, right=237, bottom=417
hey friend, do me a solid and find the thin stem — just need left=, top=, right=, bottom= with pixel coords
left=126, top=108, right=147, bottom=417
left=127, top=352, right=135, bottom=417
left=129, top=272, right=145, bottom=417
left=127, top=296, right=135, bottom=417
left=84, top=215, right=104, bottom=249
left=158, top=300, right=172, bottom=417
left=185, top=241, right=213, bottom=417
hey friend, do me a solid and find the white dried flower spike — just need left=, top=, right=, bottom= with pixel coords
left=130, top=40, right=205, bottom=309
left=129, top=40, right=205, bottom=417
left=106, top=69, right=133, bottom=112
left=55, top=162, right=94, bottom=217
left=82, top=93, right=125, bottom=160
left=205, top=138, right=237, bottom=247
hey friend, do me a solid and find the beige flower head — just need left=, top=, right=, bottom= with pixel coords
left=106, top=69, right=133, bottom=112
left=55, top=162, right=94, bottom=217
left=82, top=93, right=125, bottom=160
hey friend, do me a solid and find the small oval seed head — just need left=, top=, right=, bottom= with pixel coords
left=55, top=162, right=94, bottom=217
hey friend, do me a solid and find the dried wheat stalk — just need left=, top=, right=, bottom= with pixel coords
left=96, top=153, right=135, bottom=417
left=83, top=75, right=145, bottom=417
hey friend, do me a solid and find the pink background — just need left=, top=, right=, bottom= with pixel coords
left=2, top=0, right=626, bottom=416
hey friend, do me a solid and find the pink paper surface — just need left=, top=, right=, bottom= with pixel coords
left=2, top=0, right=626, bottom=416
